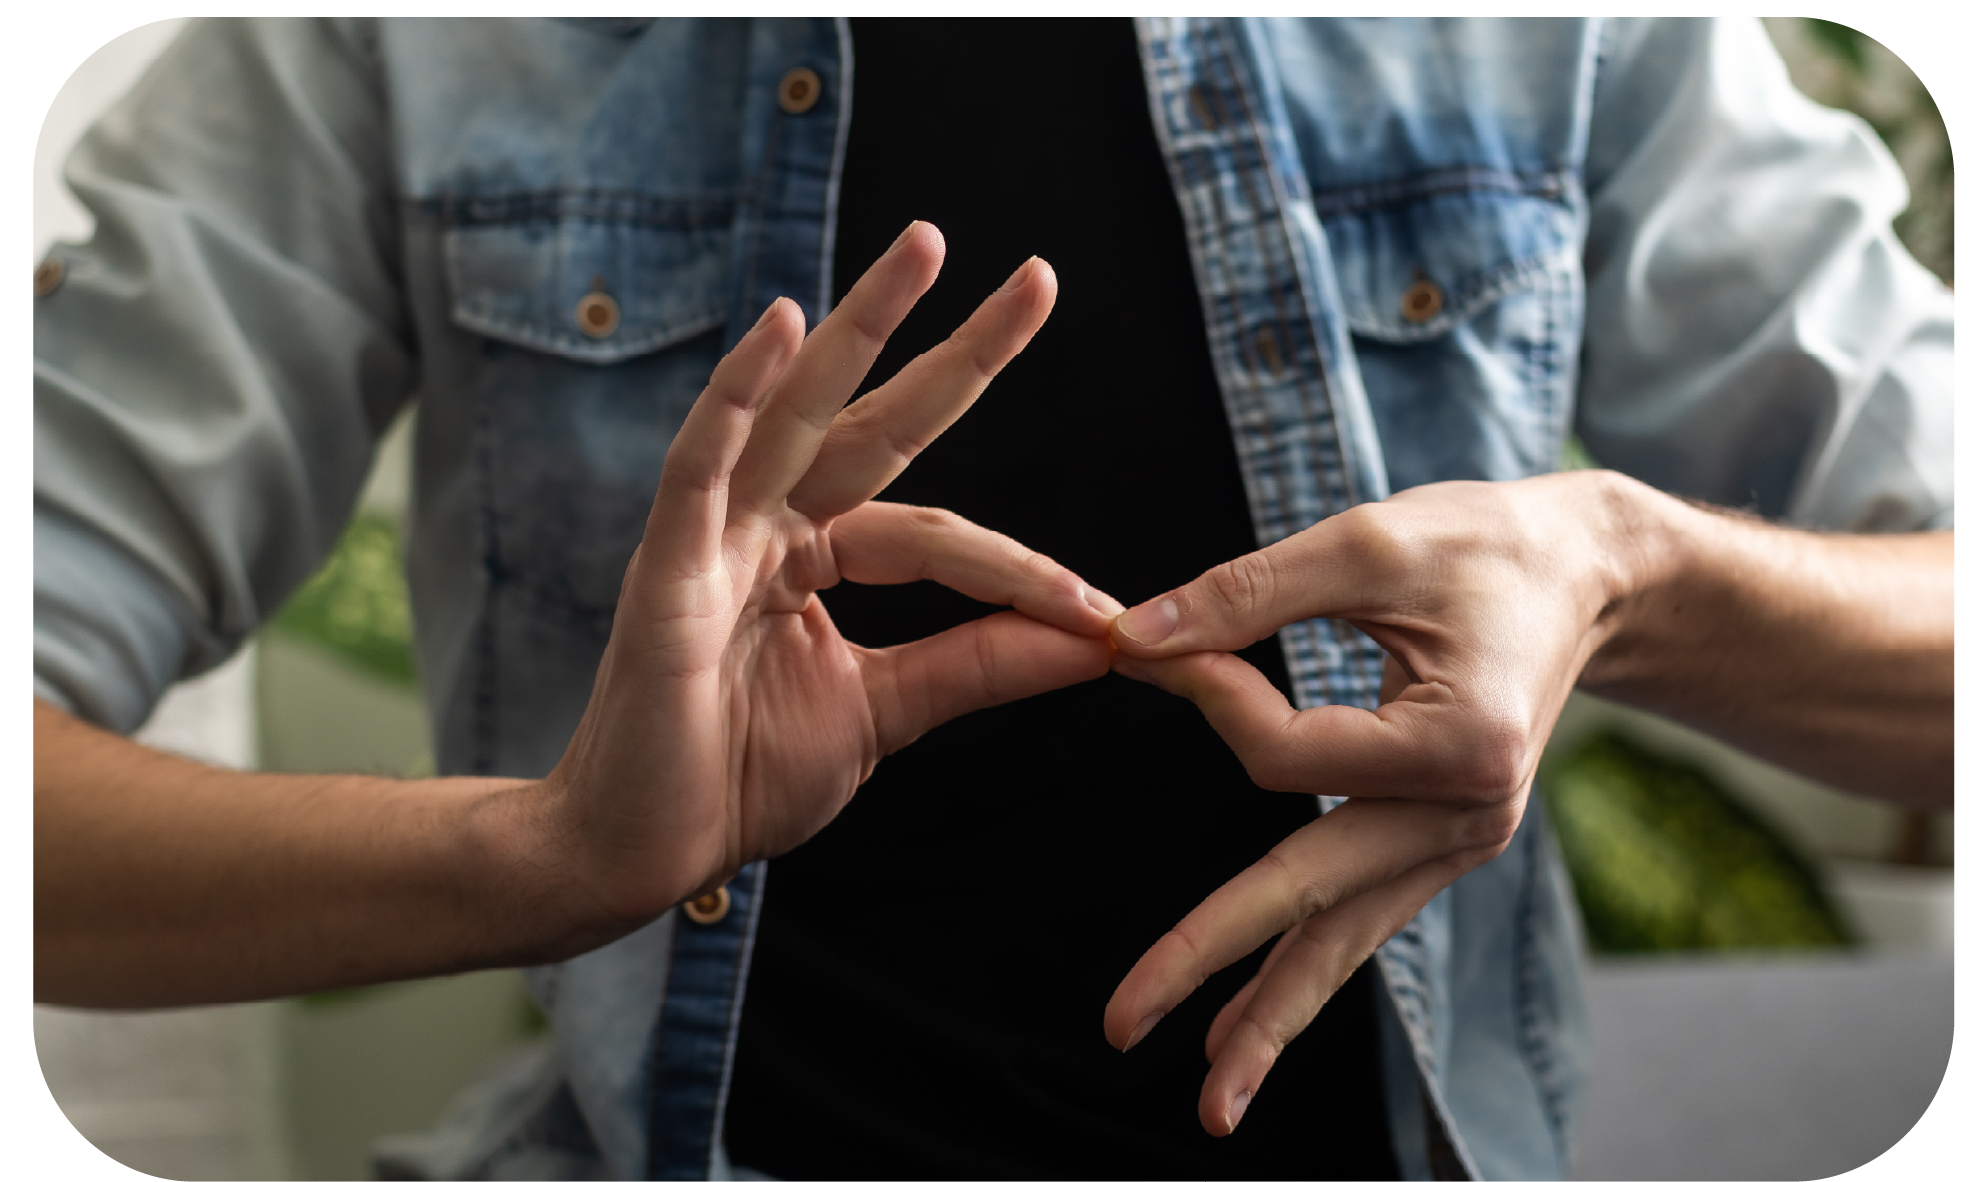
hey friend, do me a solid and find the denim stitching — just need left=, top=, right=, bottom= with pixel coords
left=1310, top=167, right=1576, bottom=219
left=413, top=191, right=737, bottom=230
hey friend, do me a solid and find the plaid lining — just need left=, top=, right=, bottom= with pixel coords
left=1134, top=18, right=1389, bottom=717
left=1138, top=17, right=1475, bottom=1178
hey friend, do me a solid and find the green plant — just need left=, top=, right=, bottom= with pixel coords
left=1541, top=732, right=1853, bottom=953
left=1797, top=20, right=1953, bottom=286
left=268, top=511, right=419, bottom=687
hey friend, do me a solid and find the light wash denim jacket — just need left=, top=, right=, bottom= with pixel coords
left=33, top=17, right=1953, bottom=1181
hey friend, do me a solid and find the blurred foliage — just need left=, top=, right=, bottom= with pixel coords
left=268, top=511, right=419, bottom=687
left=299, top=977, right=546, bottom=1039
left=1785, top=19, right=1953, bottom=285
left=297, top=984, right=388, bottom=1008
left=1541, top=732, right=1854, bottom=953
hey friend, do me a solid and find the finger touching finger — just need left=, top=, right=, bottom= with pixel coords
left=831, top=501, right=1122, bottom=636
left=729, top=221, right=946, bottom=519
left=1110, top=505, right=1409, bottom=658
left=788, top=256, right=1057, bottom=519
left=863, top=610, right=1112, bottom=755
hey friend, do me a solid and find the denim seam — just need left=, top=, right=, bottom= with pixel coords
left=1310, top=167, right=1578, bottom=218
left=470, top=372, right=502, bottom=777
left=1341, top=253, right=1559, bottom=345
left=816, top=19, right=854, bottom=319
left=412, top=191, right=738, bottom=229
left=448, top=305, right=727, bottom=365
left=1513, top=806, right=1573, bottom=1167
left=704, top=863, right=768, bottom=1177
left=1147, top=18, right=1389, bottom=715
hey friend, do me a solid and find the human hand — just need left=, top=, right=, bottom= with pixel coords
left=1098, top=471, right=1643, bottom=1136
left=539, top=222, right=1119, bottom=934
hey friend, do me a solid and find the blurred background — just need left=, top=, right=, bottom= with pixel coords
left=33, top=18, right=1953, bottom=1181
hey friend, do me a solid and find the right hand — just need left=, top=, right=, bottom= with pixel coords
left=536, top=222, right=1120, bottom=933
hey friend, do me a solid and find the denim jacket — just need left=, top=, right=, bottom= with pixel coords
left=33, top=17, right=1953, bottom=1181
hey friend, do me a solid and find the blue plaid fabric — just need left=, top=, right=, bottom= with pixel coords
left=1137, top=18, right=1392, bottom=717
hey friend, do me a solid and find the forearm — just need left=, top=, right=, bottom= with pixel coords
left=1580, top=473, right=1952, bottom=806
left=34, top=699, right=653, bottom=1008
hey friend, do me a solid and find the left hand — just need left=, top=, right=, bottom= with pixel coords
left=1098, top=472, right=1640, bottom=1136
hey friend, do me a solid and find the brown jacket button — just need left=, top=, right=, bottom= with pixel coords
left=575, top=290, right=620, bottom=338
left=1188, top=84, right=1217, bottom=131
left=683, top=886, right=731, bottom=925
left=1254, top=324, right=1285, bottom=375
left=1400, top=279, right=1444, bottom=324
left=778, top=67, right=821, bottom=115
left=34, top=257, right=64, bottom=297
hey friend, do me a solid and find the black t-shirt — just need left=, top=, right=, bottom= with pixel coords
left=724, top=19, right=1399, bottom=1180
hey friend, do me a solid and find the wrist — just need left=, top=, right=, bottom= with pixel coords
left=1569, top=469, right=1703, bottom=685
left=1574, top=471, right=1789, bottom=699
left=464, top=772, right=677, bottom=963
left=1568, top=468, right=1681, bottom=627
left=528, top=750, right=733, bottom=931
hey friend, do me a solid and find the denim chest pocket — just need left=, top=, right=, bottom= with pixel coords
left=1318, top=170, right=1585, bottom=486
left=441, top=192, right=734, bottom=363
left=439, top=194, right=734, bottom=622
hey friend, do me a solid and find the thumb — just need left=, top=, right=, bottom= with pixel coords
left=1112, top=521, right=1364, bottom=657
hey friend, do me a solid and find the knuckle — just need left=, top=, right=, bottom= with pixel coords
left=1450, top=715, right=1531, bottom=804
left=1158, top=926, right=1216, bottom=988
left=944, top=325, right=1003, bottom=383
left=1259, top=847, right=1333, bottom=917
left=905, top=505, right=962, bottom=535
left=1233, top=1011, right=1300, bottom=1060
left=1456, top=799, right=1525, bottom=853
left=969, top=617, right=1003, bottom=701
left=845, top=401, right=925, bottom=466
left=1017, top=548, right=1062, bottom=584
left=1201, top=556, right=1276, bottom=621
left=1244, top=745, right=1312, bottom=795
left=1333, top=504, right=1406, bottom=567
left=842, top=306, right=893, bottom=356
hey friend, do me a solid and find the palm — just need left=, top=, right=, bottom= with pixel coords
left=549, top=225, right=1115, bottom=914
left=724, top=534, right=874, bottom=861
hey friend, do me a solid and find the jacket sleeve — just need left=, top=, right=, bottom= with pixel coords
left=34, top=17, right=416, bottom=733
left=1577, top=17, right=1952, bottom=532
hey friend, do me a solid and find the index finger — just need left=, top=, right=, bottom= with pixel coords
left=786, top=255, right=1056, bottom=520
left=1113, top=649, right=1512, bottom=802
left=1101, top=798, right=1487, bottom=1056
left=727, top=221, right=946, bottom=518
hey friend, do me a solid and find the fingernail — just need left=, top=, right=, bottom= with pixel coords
left=1117, top=598, right=1179, bottom=646
left=1123, top=1012, right=1162, bottom=1053
left=1112, top=656, right=1157, bottom=685
left=1082, top=585, right=1126, bottom=618
left=1000, top=256, right=1040, bottom=292
left=1227, top=1089, right=1252, bottom=1132
left=887, top=222, right=920, bottom=254
left=751, top=298, right=784, bottom=332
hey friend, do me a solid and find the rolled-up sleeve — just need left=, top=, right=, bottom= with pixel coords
left=1577, top=17, right=1953, bottom=533
left=34, top=17, right=415, bottom=732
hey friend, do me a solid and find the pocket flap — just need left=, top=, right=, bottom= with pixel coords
left=1319, top=170, right=1580, bottom=343
left=440, top=192, right=733, bottom=364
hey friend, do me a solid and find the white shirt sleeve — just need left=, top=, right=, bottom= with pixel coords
left=34, top=17, right=415, bottom=732
left=1578, top=17, right=1952, bottom=532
